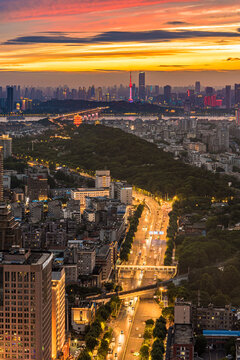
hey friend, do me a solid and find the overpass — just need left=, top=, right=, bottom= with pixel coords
left=117, top=264, right=177, bottom=274
left=86, top=275, right=187, bottom=303
left=86, top=282, right=162, bottom=302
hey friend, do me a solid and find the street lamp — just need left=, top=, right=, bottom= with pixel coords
left=160, top=287, right=164, bottom=303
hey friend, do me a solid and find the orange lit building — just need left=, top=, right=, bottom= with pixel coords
left=52, top=268, right=67, bottom=359
left=74, top=114, right=82, bottom=127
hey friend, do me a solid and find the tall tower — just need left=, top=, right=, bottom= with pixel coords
left=129, top=72, right=133, bottom=103
left=139, top=72, right=145, bottom=101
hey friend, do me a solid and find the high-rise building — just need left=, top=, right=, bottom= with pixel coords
left=225, top=85, right=231, bottom=109
left=139, top=72, right=145, bottom=101
left=195, top=81, right=200, bottom=94
left=0, top=203, right=22, bottom=249
left=235, top=84, right=240, bottom=105
left=6, top=86, right=14, bottom=114
left=205, top=86, right=214, bottom=96
left=0, top=249, right=53, bottom=360
left=52, top=268, right=66, bottom=359
left=236, top=108, right=240, bottom=126
left=0, top=135, right=12, bottom=159
left=27, top=174, right=48, bottom=201
left=0, top=147, right=3, bottom=202
left=164, top=85, right=172, bottom=104
left=95, top=87, right=103, bottom=101
left=95, top=170, right=111, bottom=188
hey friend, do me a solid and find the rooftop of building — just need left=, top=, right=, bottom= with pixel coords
left=0, top=248, right=52, bottom=266
left=74, top=188, right=109, bottom=192
left=203, top=330, right=240, bottom=337
left=174, top=324, right=193, bottom=345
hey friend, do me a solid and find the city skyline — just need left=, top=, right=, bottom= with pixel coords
left=0, top=0, right=240, bottom=85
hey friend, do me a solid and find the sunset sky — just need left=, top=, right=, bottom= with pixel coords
left=0, top=0, right=240, bottom=86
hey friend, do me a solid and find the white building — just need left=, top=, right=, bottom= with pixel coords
left=119, top=186, right=132, bottom=205
left=71, top=188, right=109, bottom=206
left=95, top=170, right=111, bottom=188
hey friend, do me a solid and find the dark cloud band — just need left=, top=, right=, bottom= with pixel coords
left=3, top=29, right=240, bottom=45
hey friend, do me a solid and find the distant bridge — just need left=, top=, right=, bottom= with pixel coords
left=50, top=106, right=109, bottom=123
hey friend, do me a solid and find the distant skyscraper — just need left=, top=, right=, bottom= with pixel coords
left=139, top=72, right=145, bottom=101
left=225, top=85, right=231, bottom=109
left=132, top=83, right=136, bottom=99
left=6, top=86, right=14, bottom=113
left=205, top=87, right=214, bottom=96
left=164, top=85, right=172, bottom=104
left=129, top=72, right=133, bottom=103
left=195, top=81, right=200, bottom=94
left=235, top=84, right=240, bottom=105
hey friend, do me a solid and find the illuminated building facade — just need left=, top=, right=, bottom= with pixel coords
left=0, top=249, right=53, bottom=360
left=95, top=170, right=111, bottom=188
left=52, top=268, right=66, bottom=360
left=27, top=175, right=48, bottom=201
left=73, top=114, right=82, bottom=127
left=71, top=303, right=95, bottom=334
left=71, top=188, right=109, bottom=206
left=0, top=136, right=12, bottom=159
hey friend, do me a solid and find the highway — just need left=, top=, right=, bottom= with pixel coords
left=107, top=192, right=172, bottom=360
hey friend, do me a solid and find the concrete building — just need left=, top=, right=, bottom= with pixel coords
left=67, top=241, right=96, bottom=276
left=193, top=305, right=236, bottom=332
left=71, top=303, right=95, bottom=334
left=52, top=268, right=66, bottom=360
left=63, top=264, right=78, bottom=284
left=77, top=246, right=96, bottom=276
left=13, top=188, right=24, bottom=202
left=0, top=147, right=3, bottom=202
left=95, top=170, right=111, bottom=188
left=174, top=301, right=192, bottom=325
left=0, top=203, right=22, bottom=250
left=0, top=135, right=12, bottom=159
left=169, top=300, right=194, bottom=360
left=96, top=245, right=112, bottom=281
left=111, top=182, right=132, bottom=205
left=48, top=200, right=63, bottom=219
left=0, top=249, right=53, bottom=360
left=27, top=174, right=48, bottom=201
left=71, top=188, right=109, bottom=206
left=29, top=202, right=43, bottom=223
